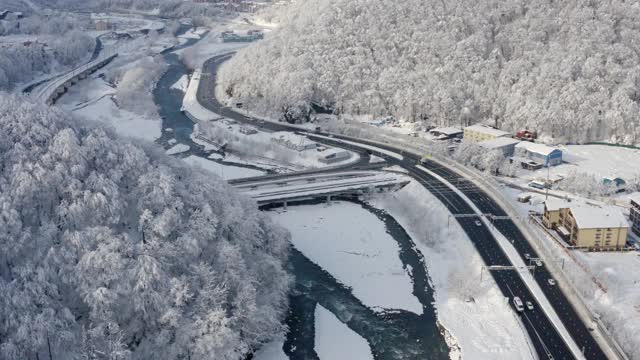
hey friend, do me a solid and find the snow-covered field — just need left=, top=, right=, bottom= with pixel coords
left=195, top=119, right=360, bottom=170
left=57, top=77, right=162, bottom=142
left=270, top=201, right=422, bottom=313
left=314, top=305, right=373, bottom=360
left=371, top=181, right=535, bottom=360
left=183, top=155, right=265, bottom=180
left=512, top=144, right=640, bottom=187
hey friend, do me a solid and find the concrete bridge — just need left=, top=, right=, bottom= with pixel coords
left=232, top=170, right=410, bottom=206
left=32, top=53, right=118, bottom=105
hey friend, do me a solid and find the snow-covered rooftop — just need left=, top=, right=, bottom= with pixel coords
left=516, top=141, right=562, bottom=156
left=272, top=131, right=316, bottom=146
left=569, top=206, right=628, bottom=230
left=465, top=124, right=510, bottom=137
left=545, top=198, right=628, bottom=229
left=627, top=192, right=640, bottom=206
left=544, top=198, right=571, bottom=212
left=478, top=137, right=520, bottom=149
left=429, top=126, right=462, bottom=136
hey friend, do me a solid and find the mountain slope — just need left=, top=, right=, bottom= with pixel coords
left=218, top=0, right=640, bottom=144
left=0, top=94, right=291, bottom=360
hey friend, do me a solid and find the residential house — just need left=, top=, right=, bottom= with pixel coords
left=478, top=137, right=520, bottom=157
left=515, top=142, right=562, bottom=167
left=543, top=200, right=628, bottom=250
left=428, top=127, right=463, bottom=140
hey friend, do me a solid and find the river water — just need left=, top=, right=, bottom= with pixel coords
left=153, top=27, right=268, bottom=175
left=153, top=30, right=450, bottom=359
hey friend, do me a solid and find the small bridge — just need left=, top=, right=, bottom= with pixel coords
left=33, top=53, right=118, bottom=105
left=233, top=170, right=410, bottom=206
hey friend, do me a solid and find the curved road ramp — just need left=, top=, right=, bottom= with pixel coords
left=32, top=53, right=118, bottom=105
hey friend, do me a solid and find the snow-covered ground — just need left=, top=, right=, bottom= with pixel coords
left=314, top=305, right=373, bottom=360
left=195, top=119, right=360, bottom=170
left=508, top=144, right=640, bottom=190
left=171, top=74, right=189, bottom=92
left=270, top=201, right=422, bottom=313
left=253, top=336, right=288, bottom=360
left=176, top=31, right=251, bottom=67
left=501, top=187, right=640, bottom=359
left=371, top=181, right=535, bottom=360
left=183, top=155, right=265, bottom=180
left=165, top=143, right=190, bottom=155
left=178, top=27, right=208, bottom=40
left=57, top=77, right=162, bottom=142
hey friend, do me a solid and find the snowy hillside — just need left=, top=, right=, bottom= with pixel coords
left=0, top=95, right=291, bottom=360
left=218, top=0, right=640, bottom=144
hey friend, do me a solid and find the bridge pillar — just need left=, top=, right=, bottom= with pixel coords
left=326, top=195, right=332, bottom=205
left=283, top=201, right=287, bottom=210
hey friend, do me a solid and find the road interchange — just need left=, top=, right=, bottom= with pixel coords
left=193, top=53, right=613, bottom=360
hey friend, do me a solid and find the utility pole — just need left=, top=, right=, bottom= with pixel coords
left=545, top=163, right=550, bottom=200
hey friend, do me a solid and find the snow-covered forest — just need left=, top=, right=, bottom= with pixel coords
left=0, top=13, right=95, bottom=90
left=0, top=95, right=291, bottom=359
left=218, top=0, right=640, bottom=144
left=25, top=0, right=239, bottom=18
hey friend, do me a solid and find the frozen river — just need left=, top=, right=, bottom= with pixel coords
left=261, top=200, right=450, bottom=360
left=154, top=30, right=450, bottom=359
left=153, top=28, right=267, bottom=179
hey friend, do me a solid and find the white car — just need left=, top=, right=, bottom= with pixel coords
left=524, top=253, right=531, bottom=260
left=526, top=301, right=534, bottom=311
left=548, top=279, right=556, bottom=286
left=513, top=297, right=524, bottom=312
left=474, top=220, right=482, bottom=227
left=535, top=260, right=543, bottom=267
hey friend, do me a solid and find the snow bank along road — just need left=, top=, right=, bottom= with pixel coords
left=197, top=54, right=609, bottom=360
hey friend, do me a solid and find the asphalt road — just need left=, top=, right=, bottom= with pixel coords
left=196, top=53, right=608, bottom=360
left=23, top=37, right=104, bottom=94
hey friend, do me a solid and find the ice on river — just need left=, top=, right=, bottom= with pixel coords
left=269, top=201, right=423, bottom=314
left=314, top=305, right=373, bottom=360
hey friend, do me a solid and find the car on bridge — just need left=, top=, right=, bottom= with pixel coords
left=474, top=220, right=482, bottom=226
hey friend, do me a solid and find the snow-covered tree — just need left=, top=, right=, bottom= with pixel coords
left=217, top=0, right=640, bottom=144
left=0, top=94, right=291, bottom=360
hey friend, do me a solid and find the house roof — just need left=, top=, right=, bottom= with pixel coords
left=628, top=192, right=640, bottom=206
left=515, top=142, right=562, bottom=157
left=544, top=198, right=627, bottom=228
left=478, top=137, right=520, bottom=150
left=429, top=127, right=462, bottom=136
left=569, top=206, right=628, bottom=229
left=464, top=124, right=510, bottom=137
left=544, top=198, right=572, bottom=212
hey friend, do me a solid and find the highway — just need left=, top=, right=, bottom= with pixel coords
left=197, top=53, right=609, bottom=360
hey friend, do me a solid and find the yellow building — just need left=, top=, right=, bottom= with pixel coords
left=543, top=200, right=628, bottom=251
left=463, top=124, right=510, bottom=143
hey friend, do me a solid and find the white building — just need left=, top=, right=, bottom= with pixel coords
left=478, top=137, right=520, bottom=156
left=428, top=127, right=463, bottom=140
left=515, top=142, right=563, bottom=167
left=271, top=132, right=317, bottom=151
